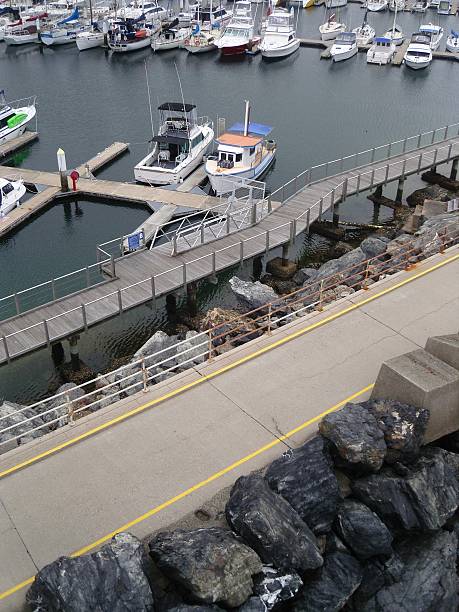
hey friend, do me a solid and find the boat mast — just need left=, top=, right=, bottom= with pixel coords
left=243, top=100, right=250, bottom=137
left=175, top=62, right=191, bottom=152
left=89, top=0, right=93, bottom=26
left=392, top=1, right=397, bottom=37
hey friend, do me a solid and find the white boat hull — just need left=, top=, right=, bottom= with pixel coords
left=325, top=0, right=347, bottom=7
left=366, top=1, right=388, bottom=10
left=0, top=105, right=37, bottom=145
left=4, top=33, right=39, bottom=45
left=108, top=36, right=151, bottom=52
left=367, top=48, right=395, bottom=63
left=183, top=42, right=215, bottom=53
left=446, top=37, right=459, bottom=52
left=41, top=33, right=78, bottom=46
left=404, top=57, right=430, bottom=69
left=330, top=44, right=358, bottom=61
left=0, top=181, right=26, bottom=217
left=260, top=38, right=300, bottom=58
left=76, top=31, right=105, bottom=50
left=319, top=24, right=346, bottom=41
left=206, top=151, right=276, bottom=195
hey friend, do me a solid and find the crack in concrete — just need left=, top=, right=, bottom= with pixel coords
left=0, top=493, right=39, bottom=572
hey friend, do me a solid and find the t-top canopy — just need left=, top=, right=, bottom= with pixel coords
left=158, top=102, right=196, bottom=113
left=228, top=122, right=272, bottom=136
left=374, top=37, right=391, bottom=43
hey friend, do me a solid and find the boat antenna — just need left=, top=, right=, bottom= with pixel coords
left=174, top=62, right=191, bottom=148
left=144, top=59, right=155, bottom=142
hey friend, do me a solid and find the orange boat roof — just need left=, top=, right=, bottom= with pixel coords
left=217, top=132, right=262, bottom=147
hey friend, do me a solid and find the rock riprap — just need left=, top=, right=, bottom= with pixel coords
left=253, top=567, right=303, bottom=610
left=229, top=277, right=279, bottom=312
left=265, top=436, right=341, bottom=534
left=226, top=474, right=323, bottom=572
left=149, top=527, right=262, bottom=608
left=26, top=533, right=154, bottom=612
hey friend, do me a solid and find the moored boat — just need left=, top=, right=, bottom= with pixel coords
left=383, top=2, right=404, bottom=45
left=329, top=30, right=358, bottom=61
left=183, top=21, right=219, bottom=52
left=319, top=11, right=346, bottom=41
left=0, top=178, right=26, bottom=217
left=446, top=30, right=459, bottom=52
left=40, top=8, right=82, bottom=46
left=437, top=0, right=451, bottom=13
left=108, top=18, right=153, bottom=52
left=259, top=7, right=300, bottom=58
left=152, top=19, right=190, bottom=51
left=76, top=28, right=105, bottom=50
left=404, top=32, right=432, bottom=69
left=325, top=0, right=347, bottom=8
left=367, top=36, right=396, bottom=63
left=134, top=102, right=214, bottom=186
left=215, top=15, right=255, bottom=55
left=366, top=0, right=388, bottom=11
left=0, top=91, right=37, bottom=144
left=4, top=24, right=40, bottom=46
left=205, top=101, right=276, bottom=195
left=412, top=0, right=430, bottom=12
left=352, top=11, right=375, bottom=46
left=419, top=23, right=443, bottom=50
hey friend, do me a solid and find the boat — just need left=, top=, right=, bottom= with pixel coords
left=118, top=1, right=168, bottom=23
left=76, top=28, right=105, bottom=50
left=325, top=0, right=347, bottom=8
left=446, top=30, right=459, bottom=52
left=412, top=0, right=430, bottom=12
left=233, top=0, right=252, bottom=18
left=205, top=101, right=276, bottom=195
left=183, top=22, right=219, bottom=52
left=352, top=11, right=375, bottom=45
left=134, top=102, right=214, bottom=186
left=419, top=23, right=443, bottom=50
left=366, top=0, right=388, bottom=11
left=0, top=178, right=27, bottom=218
left=404, top=32, right=432, bottom=69
left=319, top=11, right=346, bottom=41
left=40, top=7, right=82, bottom=45
left=367, top=36, right=396, bottom=62
left=108, top=17, right=152, bottom=52
left=152, top=24, right=189, bottom=50
left=193, top=2, right=231, bottom=31
left=4, top=24, right=40, bottom=46
left=388, top=0, right=404, bottom=10
left=0, top=92, right=37, bottom=145
left=0, top=6, right=21, bottom=41
left=259, top=7, right=300, bottom=58
left=215, top=3, right=256, bottom=56
left=383, top=2, right=404, bottom=45
left=437, top=0, right=451, bottom=13
left=329, top=31, right=358, bottom=61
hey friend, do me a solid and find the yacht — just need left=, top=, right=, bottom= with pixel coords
left=4, top=24, right=40, bottom=45
left=329, top=31, right=358, bottom=61
left=0, top=92, right=37, bottom=145
left=412, top=0, right=430, bottom=12
left=215, top=15, right=256, bottom=55
left=419, top=23, right=443, bottom=50
left=259, top=7, right=300, bottom=58
left=108, top=19, right=153, bottom=52
left=134, top=102, right=214, bottom=186
left=367, top=36, right=396, bottom=63
left=319, top=12, right=346, bottom=41
left=352, top=12, right=375, bottom=45
left=446, top=30, right=459, bottom=52
left=0, top=178, right=27, bottom=217
left=404, top=32, right=432, bottom=69
left=205, top=101, right=276, bottom=195
left=366, top=0, right=388, bottom=11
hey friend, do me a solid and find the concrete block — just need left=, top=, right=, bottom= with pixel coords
left=371, top=349, right=459, bottom=443
left=422, top=199, right=447, bottom=218
left=266, top=257, right=297, bottom=280
left=425, top=334, right=459, bottom=371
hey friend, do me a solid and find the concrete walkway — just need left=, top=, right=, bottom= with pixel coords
left=0, top=247, right=458, bottom=610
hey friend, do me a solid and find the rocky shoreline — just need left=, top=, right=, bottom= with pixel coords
left=27, top=399, right=459, bottom=611
left=1, top=208, right=458, bottom=453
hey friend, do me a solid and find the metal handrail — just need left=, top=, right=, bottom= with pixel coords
left=1, top=224, right=457, bottom=449
left=0, top=132, right=458, bottom=356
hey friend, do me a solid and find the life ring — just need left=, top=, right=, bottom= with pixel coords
left=195, top=37, right=200, bottom=45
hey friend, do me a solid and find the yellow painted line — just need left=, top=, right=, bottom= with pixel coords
left=0, top=382, right=373, bottom=602
left=0, top=249, right=457, bottom=483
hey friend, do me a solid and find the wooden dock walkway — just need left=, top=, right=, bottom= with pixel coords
left=76, top=142, right=129, bottom=176
left=393, top=40, right=410, bottom=66
left=0, top=186, right=59, bottom=238
left=0, top=131, right=38, bottom=160
left=1, top=128, right=458, bottom=364
left=176, top=166, right=207, bottom=192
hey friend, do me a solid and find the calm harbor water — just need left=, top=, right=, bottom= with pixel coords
left=0, top=2, right=458, bottom=402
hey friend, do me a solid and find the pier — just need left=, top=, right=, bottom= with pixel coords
left=0, top=131, right=38, bottom=160
left=0, top=122, right=458, bottom=364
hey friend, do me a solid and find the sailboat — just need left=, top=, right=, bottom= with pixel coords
left=352, top=10, right=375, bottom=45
left=76, top=0, right=105, bottom=50
left=108, top=14, right=153, bottom=52
left=40, top=7, right=83, bottom=45
left=319, top=10, right=346, bottom=41
left=383, top=2, right=404, bottom=45
left=366, top=0, right=388, bottom=11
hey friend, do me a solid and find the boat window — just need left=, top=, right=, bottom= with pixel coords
left=0, top=112, right=15, bottom=130
left=191, top=133, right=204, bottom=148
left=2, top=182, right=14, bottom=195
left=235, top=153, right=242, bottom=162
left=249, top=147, right=255, bottom=155
left=219, top=152, right=227, bottom=161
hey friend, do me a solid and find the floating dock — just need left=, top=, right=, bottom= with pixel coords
left=0, top=131, right=38, bottom=160
left=122, top=203, right=178, bottom=251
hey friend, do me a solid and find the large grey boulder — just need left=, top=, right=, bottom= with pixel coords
left=26, top=533, right=153, bottom=612
left=335, top=500, right=393, bottom=560
left=319, top=404, right=387, bottom=472
left=229, top=277, right=279, bottom=312
left=412, top=212, right=459, bottom=256
left=265, top=436, right=341, bottom=534
left=292, top=268, right=319, bottom=286
left=239, top=597, right=267, bottom=612
left=0, top=401, right=49, bottom=451
left=226, top=474, right=323, bottom=572
left=359, top=237, right=388, bottom=259
left=292, top=537, right=362, bottom=612
left=42, top=382, right=86, bottom=425
left=352, top=447, right=459, bottom=531
left=252, top=567, right=303, bottom=610
left=149, top=527, right=261, bottom=608
left=175, top=331, right=207, bottom=368
left=359, top=531, right=458, bottom=612
left=315, top=248, right=367, bottom=287
left=135, top=330, right=179, bottom=364
left=350, top=553, right=404, bottom=610
left=362, top=399, right=430, bottom=464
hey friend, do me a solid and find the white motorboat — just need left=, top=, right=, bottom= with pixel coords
left=259, top=7, right=300, bottom=58
left=319, top=12, right=346, bottom=41
left=389, top=0, right=404, bottom=10
left=0, top=178, right=27, bottom=217
left=152, top=23, right=189, bottom=50
left=366, top=0, right=388, bottom=11
left=0, top=92, right=37, bottom=145
left=437, top=0, right=451, bottom=13
left=412, top=0, right=430, bottom=12
left=193, top=3, right=231, bottom=31
left=215, top=15, right=256, bottom=56
left=205, top=101, right=276, bottom=195
left=134, top=102, right=214, bottom=186
left=76, top=28, right=105, bottom=50
left=118, top=1, right=168, bottom=23
left=367, top=36, right=396, bottom=62
left=446, top=30, right=459, bottom=52
left=352, top=12, right=375, bottom=45
left=419, top=23, right=443, bottom=49
left=325, top=0, right=347, bottom=8
left=233, top=0, right=252, bottom=18
left=329, top=31, right=358, bottom=61
left=404, top=33, right=432, bottom=69
left=383, top=3, right=404, bottom=45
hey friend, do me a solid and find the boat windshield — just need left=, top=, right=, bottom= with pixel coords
left=336, top=32, right=356, bottom=43
left=224, top=26, right=249, bottom=36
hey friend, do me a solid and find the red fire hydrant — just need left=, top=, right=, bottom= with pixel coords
left=70, top=170, right=80, bottom=192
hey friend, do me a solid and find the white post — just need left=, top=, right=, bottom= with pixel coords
left=57, top=148, right=68, bottom=192
left=243, top=100, right=250, bottom=137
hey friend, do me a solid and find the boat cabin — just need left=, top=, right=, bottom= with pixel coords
left=153, top=102, right=203, bottom=168
left=265, top=8, right=294, bottom=33
left=437, top=0, right=451, bottom=12
left=335, top=31, right=356, bottom=45
left=194, top=6, right=229, bottom=28
left=215, top=122, right=272, bottom=172
left=373, top=36, right=393, bottom=49
left=409, top=32, right=431, bottom=47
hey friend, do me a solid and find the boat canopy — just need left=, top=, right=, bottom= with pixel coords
left=228, top=122, right=272, bottom=136
left=217, top=133, right=263, bottom=148
left=451, top=30, right=459, bottom=38
left=0, top=7, right=20, bottom=19
left=411, top=33, right=431, bottom=44
left=419, top=24, right=442, bottom=33
left=337, top=32, right=356, bottom=42
left=57, top=7, right=79, bottom=24
left=158, top=102, right=196, bottom=113
left=374, top=36, right=391, bottom=43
